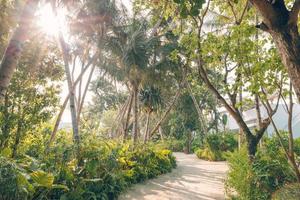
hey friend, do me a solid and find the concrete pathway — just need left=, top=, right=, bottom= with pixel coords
left=119, top=152, right=228, bottom=200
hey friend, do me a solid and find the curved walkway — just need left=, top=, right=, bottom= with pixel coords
left=119, top=152, right=228, bottom=200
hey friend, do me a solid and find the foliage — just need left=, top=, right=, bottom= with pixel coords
left=155, top=138, right=185, bottom=152
left=0, top=131, right=176, bottom=200
left=0, top=154, right=67, bottom=200
left=226, top=146, right=296, bottom=200
left=272, top=183, right=300, bottom=200
left=195, top=148, right=223, bottom=161
left=265, top=132, right=300, bottom=165
left=0, top=37, right=63, bottom=154
left=195, top=133, right=237, bottom=161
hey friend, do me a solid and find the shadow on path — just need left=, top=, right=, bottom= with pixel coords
left=119, top=152, right=228, bottom=200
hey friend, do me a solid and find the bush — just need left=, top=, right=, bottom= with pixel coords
left=156, top=138, right=185, bottom=152
left=272, top=183, right=300, bottom=200
left=195, top=133, right=237, bottom=161
left=0, top=155, right=67, bottom=200
left=226, top=147, right=296, bottom=200
left=195, top=148, right=224, bottom=161
left=0, top=137, right=176, bottom=200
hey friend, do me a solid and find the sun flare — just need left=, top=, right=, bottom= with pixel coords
left=36, top=4, right=67, bottom=37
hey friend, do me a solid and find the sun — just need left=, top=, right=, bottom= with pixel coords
left=36, top=4, right=67, bottom=37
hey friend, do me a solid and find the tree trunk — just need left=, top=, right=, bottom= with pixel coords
left=250, top=0, right=300, bottom=102
left=132, top=84, right=139, bottom=144
left=58, top=32, right=80, bottom=146
left=46, top=96, right=69, bottom=151
left=144, top=111, right=151, bottom=143
left=185, top=80, right=208, bottom=134
left=12, top=119, right=22, bottom=158
left=12, top=103, right=22, bottom=158
left=46, top=58, right=95, bottom=150
left=159, top=125, right=164, bottom=141
left=270, top=26, right=300, bottom=102
left=77, top=62, right=84, bottom=114
left=198, top=62, right=260, bottom=157
left=0, top=0, right=38, bottom=100
left=123, top=92, right=133, bottom=141
left=246, top=136, right=258, bottom=158
left=287, top=82, right=300, bottom=183
left=255, top=94, right=264, bottom=148
left=0, top=92, right=10, bottom=149
left=149, top=88, right=181, bottom=138
left=77, top=64, right=96, bottom=122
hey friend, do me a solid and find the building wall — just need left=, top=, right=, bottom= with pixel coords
left=223, top=104, right=300, bottom=138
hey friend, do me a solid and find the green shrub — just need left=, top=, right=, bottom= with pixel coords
left=0, top=136, right=176, bottom=200
left=195, top=148, right=224, bottom=161
left=156, top=138, right=185, bottom=152
left=220, top=133, right=238, bottom=152
left=0, top=157, right=29, bottom=200
left=226, top=147, right=296, bottom=200
left=195, top=133, right=237, bottom=161
left=272, top=183, right=300, bottom=200
left=0, top=155, right=67, bottom=200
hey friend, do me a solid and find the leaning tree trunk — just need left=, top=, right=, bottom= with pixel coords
left=185, top=80, right=208, bottom=134
left=0, top=0, right=38, bottom=100
left=77, top=64, right=96, bottom=122
left=149, top=89, right=181, bottom=138
left=144, top=110, right=151, bottom=143
left=46, top=57, right=95, bottom=151
left=46, top=96, right=69, bottom=151
left=132, top=84, right=139, bottom=144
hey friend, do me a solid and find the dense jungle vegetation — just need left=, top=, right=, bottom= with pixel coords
left=1, top=0, right=300, bottom=199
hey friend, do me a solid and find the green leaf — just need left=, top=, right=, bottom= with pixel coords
left=83, top=178, right=103, bottom=182
left=51, top=184, right=69, bottom=191
left=190, top=7, right=200, bottom=16
left=0, top=148, right=12, bottom=158
left=30, top=170, right=54, bottom=188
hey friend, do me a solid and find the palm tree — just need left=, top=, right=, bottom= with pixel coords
left=139, top=86, right=162, bottom=143
left=105, top=20, right=158, bottom=144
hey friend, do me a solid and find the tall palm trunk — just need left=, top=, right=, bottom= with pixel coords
left=77, top=64, right=96, bottom=122
left=46, top=56, right=95, bottom=151
left=123, top=92, right=133, bottom=141
left=50, top=1, right=80, bottom=147
left=144, top=110, right=151, bottom=143
left=0, top=0, right=38, bottom=100
left=58, top=32, right=80, bottom=146
left=132, top=84, right=139, bottom=144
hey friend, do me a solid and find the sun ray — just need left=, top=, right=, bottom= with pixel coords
left=36, top=4, right=68, bottom=37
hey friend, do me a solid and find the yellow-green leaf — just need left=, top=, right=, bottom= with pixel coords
left=30, top=170, right=54, bottom=188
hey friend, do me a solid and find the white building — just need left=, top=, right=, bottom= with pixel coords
left=221, top=104, right=300, bottom=138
